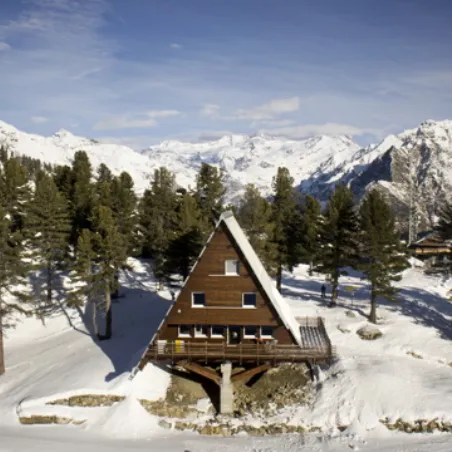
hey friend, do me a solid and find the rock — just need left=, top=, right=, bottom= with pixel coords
left=406, top=351, right=423, bottom=359
left=158, top=419, right=173, bottom=430
left=337, top=325, right=351, bottom=334
left=345, top=310, right=356, bottom=318
left=357, top=325, right=382, bottom=340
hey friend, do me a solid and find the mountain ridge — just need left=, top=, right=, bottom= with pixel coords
left=1, top=119, right=452, bottom=229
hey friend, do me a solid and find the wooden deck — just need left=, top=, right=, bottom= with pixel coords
left=140, top=317, right=334, bottom=368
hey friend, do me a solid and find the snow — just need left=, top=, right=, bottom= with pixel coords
left=1, top=256, right=452, bottom=450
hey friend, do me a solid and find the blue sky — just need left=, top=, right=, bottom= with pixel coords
left=0, top=0, right=451, bottom=148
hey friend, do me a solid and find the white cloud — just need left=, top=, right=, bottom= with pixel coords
left=93, top=110, right=180, bottom=130
left=262, top=122, right=380, bottom=139
left=170, top=43, right=183, bottom=50
left=232, top=97, right=300, bottom=121
left=200, top=103, right=220, bottom=118
left=31, top=116, right=49, bottom=124
left=0, top=42, right=11, bottom=51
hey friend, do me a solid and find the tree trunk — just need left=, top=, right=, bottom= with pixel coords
left=46, top=261, right=52, bottom=305
left=276, top=262, right=282, bottom=293
left=369, top=287, right=377, bottom=324
left=329, top=269, right=339, bottom=307
left=104, top=278, right=112, bottom=339
left=90, top=298, right=99, bottom=337
left=308, top=260, right=313, bottom=276
left=0, top=298, right=5, bottom=375
left=111, top=271, right=119, bottom=299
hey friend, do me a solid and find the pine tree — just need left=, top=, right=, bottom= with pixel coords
left=195, top=163, right=226, bottom=230
left=236, top=184, right=276, bottom=272
left=90, top=206, right=128, bottom=339
left=53, top=165, right=73, bottom=202
left=358, top=189, right=408, bottom=323
left=70, top=151, right=94, bottom=245
left=95, top=163, right=113, bottom=209
left=0, top=156, right=31, bottom=232
left=300, top=195, right=322, bottom=274
left=317, top=185, right=359, bottom=306
left=26, top=172, right=71, bottom=311
left=270, top=167, right=299, bottom=292
left=164, top=193, right=204, bottom=280
left=111, top=172, right=138, bottom=255
left=139, top=167, right=178, bottom=286
left=0, top=206, right=29, bottom=375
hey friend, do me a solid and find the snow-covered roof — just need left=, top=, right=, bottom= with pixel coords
left=220, top=211, right=302, bottom=346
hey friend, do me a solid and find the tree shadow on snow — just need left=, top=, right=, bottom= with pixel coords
left=80, top=265, right=172, bottom=382
left=28, top=270, right=90, bottom=336
left=283, top=273, right=452, bottom=341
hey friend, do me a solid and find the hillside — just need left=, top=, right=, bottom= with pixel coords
left=2, top=119, right=452, bottom=226
left=1, top=259, right=452, bottom=451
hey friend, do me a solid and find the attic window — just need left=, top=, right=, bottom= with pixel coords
left=225, top=259, right=240, bottom=275
left=192, top=292, right=206, bottom=307
left=242, top=292, right=257, bottom=308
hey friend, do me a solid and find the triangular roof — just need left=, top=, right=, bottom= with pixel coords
left=132, top=210, right=303, bottom=376
left=210, top=211, right=302, bottom=346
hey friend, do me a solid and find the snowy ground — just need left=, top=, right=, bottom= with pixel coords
left=1, top=259, right=452, bottom=451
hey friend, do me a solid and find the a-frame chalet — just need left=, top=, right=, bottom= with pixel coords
left=137, top=211, right=333, bottom=381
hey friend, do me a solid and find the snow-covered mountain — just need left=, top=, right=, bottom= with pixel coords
left=0, top=120, right=154, bottom=193
left=1, top=118, right=452, bottom=229
left=139, top=133, right=361, bottom=197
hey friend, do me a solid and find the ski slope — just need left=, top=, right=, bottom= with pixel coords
left=1, top=259, right=452, bottom=451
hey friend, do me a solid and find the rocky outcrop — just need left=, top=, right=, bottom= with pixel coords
left=357, top=325, right=382, bottom=340
left=19, top=415, right=85, bottom=425
left=47, top=394, right=125, bottom=407
left=380, top=417, right=452, bottom=433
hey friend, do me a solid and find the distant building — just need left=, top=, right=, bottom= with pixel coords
left=409, top=231, right=452, bottom=273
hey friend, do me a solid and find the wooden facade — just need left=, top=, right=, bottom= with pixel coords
left=156, top=223, right=295, bottom=345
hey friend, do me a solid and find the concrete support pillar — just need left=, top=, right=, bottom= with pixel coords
left=220, top=361, right=233, bottom=414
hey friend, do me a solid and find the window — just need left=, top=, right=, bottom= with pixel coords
left=243, top=326, right=258, bottom=338
left=178, top=325, right=191, bottom=338
left=211, top=326, right=225, bottom=338
left=260, top=326, right=273, bottom=338
left=192, top=292, right=206, bottom=307
left=225, top=259, right=240, bottom=275
left=194, top=325, right=208, bottom=337
left=242, top=292, right=257, bottom=308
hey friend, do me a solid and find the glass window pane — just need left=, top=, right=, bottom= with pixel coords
left=195, top=325, right=208, bottom=336
left=261, top=326, right=273, bottom=337
left=179, top=325, right=191, bottom=336
left=243, top=293, right=257, bottom=307
left=192, top=292, right=206, bottom=306
left=211, top=326, right=224, bottom=337
left=225, top=260, right=239, bottom=275
left=244, top=326, right=257, bottom=337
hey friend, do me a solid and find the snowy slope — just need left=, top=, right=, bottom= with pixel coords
left=0, top=120, right=155, bottom=193
left=1, top=258, right=452, bottom=451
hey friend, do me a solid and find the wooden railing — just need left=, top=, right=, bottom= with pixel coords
left=146, top=341, right=334, bottom=365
